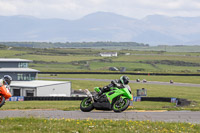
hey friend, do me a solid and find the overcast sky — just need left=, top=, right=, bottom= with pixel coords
left=0, top=0, right=200, bottom=20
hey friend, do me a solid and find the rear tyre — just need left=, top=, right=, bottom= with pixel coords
left=80, top=97, right=94, bottom=112
left=113, top=98, right=130, bottom=113
left=0, top=94, right=6, bottom=108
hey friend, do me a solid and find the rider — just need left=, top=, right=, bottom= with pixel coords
left=0, top=75, right=12, bottom=86
left=0, top=75, right=12, bottom=100
left=97, top=75, right=130, bottom=96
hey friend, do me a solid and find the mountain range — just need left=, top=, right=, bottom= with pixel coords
left=0, top=11, right=200, bottom=45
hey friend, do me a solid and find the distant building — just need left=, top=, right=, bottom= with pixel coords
left=125, top=53, right=130, bottom=55
left=100, top=52, right=117, bottom=57
left=0, top=58, right=71, bottom=97
left=0, top=58, right=39, bottom=81
left=11, top=80, right=71, bottom=97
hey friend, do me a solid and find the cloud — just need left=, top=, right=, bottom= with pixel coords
left=0, top=1, right=17, bottom=14
left=0, top=0, right=200, bottom=19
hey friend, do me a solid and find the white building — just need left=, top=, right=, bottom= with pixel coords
left=0, top=58, right=72, bottom=97
left=0, top=58, right=39, bottom=81
left=11, top=80, right=71, bottom=97
left=100, top=52, right=118, bottom=57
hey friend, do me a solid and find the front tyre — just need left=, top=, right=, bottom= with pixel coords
left=80, top=97, right=94, bottom=112
left=113, top=98, right=130, bottom=113
left=0, top=94, right=6, bottom=108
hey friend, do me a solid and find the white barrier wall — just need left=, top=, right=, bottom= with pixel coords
left=37, top=82, right=71, bottom=96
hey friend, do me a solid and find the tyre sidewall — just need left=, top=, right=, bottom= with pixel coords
left=80, top=97, right=94, bottom=112
left=0, top=94, right=6, bottom=108
left=113, top=98, right=130, bottom=113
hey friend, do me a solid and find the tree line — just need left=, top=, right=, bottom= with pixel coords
left=0, top=42, right=149, bottom=48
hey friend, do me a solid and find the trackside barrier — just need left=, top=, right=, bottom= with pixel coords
left=141, top=97, right=171, bottom=102
left=133, top=97, right=141, bottom=102
left=8, top=96, right=24, bottom=101
left=21, top=96, right=191, bottom=106
left=139, top=97, right=191, bottom=106
left=171, top=98, right=178, bottom=104
left=24, top=96, right=85, bottom=101
left=176, top=98, right=191, bottom=106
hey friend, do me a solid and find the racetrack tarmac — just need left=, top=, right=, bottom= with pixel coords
left=0, top=110, right=200, bottom=123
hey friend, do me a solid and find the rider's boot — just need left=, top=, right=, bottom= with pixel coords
left=94, top=90, right=103, bottom=100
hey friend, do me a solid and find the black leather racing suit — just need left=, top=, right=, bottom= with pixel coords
left=100, top=79, right=125, bottom=94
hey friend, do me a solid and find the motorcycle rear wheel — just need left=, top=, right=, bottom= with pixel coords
left=113, top=98, right=130, bottom=113
left=0, top=94, right=6, bottom=108
left=80, top=97, right=94, bottom=112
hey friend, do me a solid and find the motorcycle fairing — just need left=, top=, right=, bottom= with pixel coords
left=105, top=87, right=132, bottom=104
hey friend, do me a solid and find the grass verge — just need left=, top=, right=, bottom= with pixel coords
left=0, top=117, right=199, bottom=133
left=0, top=101, right=80, bottom=110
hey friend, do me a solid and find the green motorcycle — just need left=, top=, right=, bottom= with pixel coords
left=80, top=85, right=132, bottom=113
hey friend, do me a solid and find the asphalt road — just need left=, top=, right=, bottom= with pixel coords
left=0, top=110, right=200, bottom=123
left=39, top=77, right=200, bottom=87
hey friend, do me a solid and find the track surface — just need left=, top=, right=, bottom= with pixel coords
left=39, top=77, right=200, bottom=87
left=0, top=110, right=200, bottom=123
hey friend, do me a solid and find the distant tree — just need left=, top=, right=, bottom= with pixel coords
left=0, top=41, right=149, bottom=48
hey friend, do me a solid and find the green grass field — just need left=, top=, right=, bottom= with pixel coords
left=113, top=54, right=200, bottom=63
left=1, top=101, right=80, bottom=110
left=20, top=54, right=104, bottom=63
left=0, top=118, right=199, bottom=133
left=39, top=74, right=200, bottom=84
left=1, top=47, right=200, bottom=73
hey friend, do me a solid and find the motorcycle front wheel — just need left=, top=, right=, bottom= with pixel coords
left=80, top=97, right=94, bottom=112
left=112, top=98, right=130, bottom=113
left=0, top=94, right=6, bottom=108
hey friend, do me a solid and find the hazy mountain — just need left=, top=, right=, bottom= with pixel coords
left=0, top=12, right=200, bottom=45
